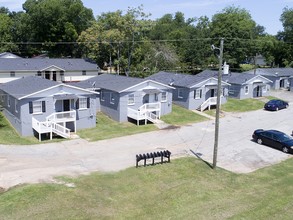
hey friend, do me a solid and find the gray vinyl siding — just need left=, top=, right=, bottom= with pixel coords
left=188, top=88, right=206, bottom=110
left=172, top=87, right=190, bottom=109
left=100, top=89, right=121, bottom=122
left=0, top=85, right=96, bottom=136
left=100, top=87, right=173, bottom=123
left=228, top=83, right=271, bottom=100
left=228, top=84, right=241, bottom=98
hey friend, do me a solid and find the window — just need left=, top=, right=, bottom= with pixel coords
left=15, top=100, right=18, bottom=113
left=29, top=101, right=46, bottom=114
left=161, top=92, right=167, bottom=102
left=7, top=95, right=10, bottom=107
left=101, top=91, right=105, bottom=101
left=82, top=70, right=86, bottom=75
left=110, top=93, right=115, bottom=104
left=178, top=89, right=183, bottom=98
left=245, top=86, right=249, bottom=94
left=79, top=98, right=87, bottom=109
left=128, top=94, right=135, bottom=105
left=37, top=71, right=42, bottom=76
left=262, top=85, right=267, bottom=93
left=10, top=71, right=15, bottom=77
left=194, top=89, right=202, bottom=99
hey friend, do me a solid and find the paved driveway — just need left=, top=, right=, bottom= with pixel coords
left=0, top=90, right=293, bottom=189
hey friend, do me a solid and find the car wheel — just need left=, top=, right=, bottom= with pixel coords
left=257, top=138, right=262, bottom=145
left=282, top=146, right=289, bottom=153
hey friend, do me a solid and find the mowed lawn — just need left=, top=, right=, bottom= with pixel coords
left=161, top=104, right=208, bottom=125
left=78, top=105, right=208, bottom=141
left=0, top=157, right=292, bottom=219
left=0, top=113, right=44, bottom=145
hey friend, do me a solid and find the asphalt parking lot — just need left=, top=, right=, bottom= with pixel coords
left=0, top=90, right=292, bottom=189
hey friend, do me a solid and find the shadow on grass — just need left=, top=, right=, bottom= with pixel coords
left=189, top=149, right=213, bottom=169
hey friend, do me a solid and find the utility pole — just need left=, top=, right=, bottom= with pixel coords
left=213, top=38, right=224, bottom=169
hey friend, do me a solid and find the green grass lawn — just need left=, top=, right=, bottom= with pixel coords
left=0, top=157, right=292, bottom=219
left=77, top=112, right=158, bottom=141
left=0, top=113, right=52, bottom=145
left=160, top=104, right=208, bottom=125
left=205, top=98, right=265, bottom=116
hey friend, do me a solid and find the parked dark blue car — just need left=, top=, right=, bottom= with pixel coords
left=252, top=129, right=293, bottom=154
left=264, top=99, right=289, bottom=111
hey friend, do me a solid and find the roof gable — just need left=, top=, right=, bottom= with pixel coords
left=0, top=76, right=96, bottom=100
left=0, top=76, right=60, bottom=99
left=223, top=72, right=272, bottom=85
left=40, top=65, right=65, bottom=72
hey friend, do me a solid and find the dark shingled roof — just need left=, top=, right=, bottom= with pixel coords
left=147, top=71, right=219, bottom=88
left=222, top=72, right=257, bottom=85
left=75, top=74, right=146, bottom=93
left=0, top=76, right=60, bottom=99
left=0, top=58, right=99, bottom=71
left=244, top=68, right=293, bottom=77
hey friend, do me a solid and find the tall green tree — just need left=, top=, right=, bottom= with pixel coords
left=78, top=7, right=154, bottom=75
left=0, top=7, right=18, bottom=53
left=22, top=0, right=94, bottom=57
left=277, top=7, right=293, bottom=67
left=210, top=6, right=264, bottom=69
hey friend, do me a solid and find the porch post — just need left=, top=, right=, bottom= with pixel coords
left=74, top=121, right=76, bottom=133
left=39, top=132, right=41, bottom=142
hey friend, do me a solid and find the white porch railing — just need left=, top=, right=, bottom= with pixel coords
left=138, top=102, right=161, bottom=113
left=199, top=97, right=218, bottom=112
left=46, top=110, right=76, bottom=122
left=32, top=110, right=76, bottom=141
left=32, top=117, right=52, bottom=133
left=128, top=102, right=161, bottom=125
left=127, top=108, right=147, bottom=121
left=52, top=123, right=71, bottom=138
left=146, top=111, right=159, bottom=123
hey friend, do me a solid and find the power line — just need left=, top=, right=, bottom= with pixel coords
left=0, top=37, right=292, bottom=45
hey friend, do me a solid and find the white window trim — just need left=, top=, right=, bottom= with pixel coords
left=15, top=99, right=18, bottom=113
left=178, top=89, right=183, bottom=99
left=194, top=89, right=202, bottom=99
left=32, top=101, right=42, bottom=114
left=245, top=85, right=249, bottom=95
left=7, top=95, right=10, bottom=107
left=110, top=93, right=115, bottom=104
left=128, top=94, right=135, bottom=105
left=79, top=97, right=87, bottom=110
left=101, top=91, right=105, bottom=101
left=161, top=92, right=167, bottom=102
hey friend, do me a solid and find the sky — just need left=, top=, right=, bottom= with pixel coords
left=1, top=0, right=293, bottom=35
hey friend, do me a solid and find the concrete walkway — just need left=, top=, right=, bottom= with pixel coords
left=0, top=90, right=292, bottom=190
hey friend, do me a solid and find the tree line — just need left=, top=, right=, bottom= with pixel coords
left=0, top=0, right=292, bottom=77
